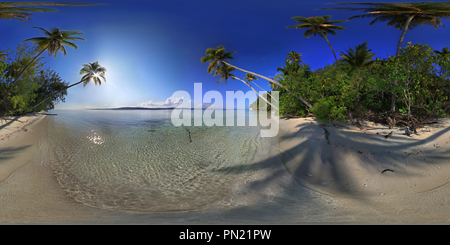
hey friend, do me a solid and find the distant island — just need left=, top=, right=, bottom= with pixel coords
left=89, top=107, right=251, bottom=110
left=89, top=107, right=176, bottom=110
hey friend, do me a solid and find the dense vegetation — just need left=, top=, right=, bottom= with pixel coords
left=274, top=43, right=450, bottom=123
left=0, top=2, right=105, bottom=117
left=203, top=2, right=450, bottom=130
left=0, top=44, right=68, bottom=115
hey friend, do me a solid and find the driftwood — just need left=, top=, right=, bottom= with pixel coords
left=367, top=113, right=442, bottom=132
left=384, top=131, right=394, bottom=139
left=381, top=169, right=394, bottom=173
left=319, top=125, right=331, bottom=145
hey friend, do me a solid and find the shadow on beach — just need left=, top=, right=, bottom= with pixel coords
left=195, top=118, right=450, bottom=223
left=0, top=145, right=32, bottom=162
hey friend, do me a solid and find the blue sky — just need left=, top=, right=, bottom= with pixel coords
left=2, top=0, right=450, bottom=109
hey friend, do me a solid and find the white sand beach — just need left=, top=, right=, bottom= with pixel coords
left=2, top=114, right=450, bottom=223
left=278, top=116, right=450, bottom=198
left=0, top=113, right=48, bottom=182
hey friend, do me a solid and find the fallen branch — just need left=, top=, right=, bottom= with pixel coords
left=319, top=125, right=331, bottom=145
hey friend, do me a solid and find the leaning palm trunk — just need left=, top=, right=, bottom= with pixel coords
left=28, top=79, right=85, bottom=112
left=322, top=33, right=338, bottom=62
left=250, top=80, right=279, bottom=103
left=222, top=61, right=312, bottom=109
left=235, top=77, right=279, bottom=110
left=0, top=45, right=49, bottom=107
left=390, top=14, right=416, bottom=114
left=396, top=14, right=416, bottom=57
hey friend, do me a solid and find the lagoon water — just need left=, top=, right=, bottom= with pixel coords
left=45, top=109, right=271, bottom=213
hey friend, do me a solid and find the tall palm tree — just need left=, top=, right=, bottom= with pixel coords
left=214, top=64, right=278, bottom=110
left=320, top=2, right=450, bottom=56
left=0, top=2, right=97, bottom=22
left=0, top=27, right=85, bottom=107
left=29, top=61, right=106, bottom=112
left=286, top=15, right=347, bottom=62
left=201, top=45, right=312, bottom=109
left=339, top=41, right=376, bottom=108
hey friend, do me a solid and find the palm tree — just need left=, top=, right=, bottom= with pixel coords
left=201, top=45, right=312, bottom=109
left=277, top=59, right=301, bottom=76
left=286, top=15, right=347, bottom=62
left=286, top=51, right=302, bottom=64
left=0, top=2, right=97, bottom=22
left=434, top=47, right=450, bottom=56
left=29, top=61, right=106, bottom=112
left=214, top=64, right=278, bottom=110
left=339, top=41, right=376, bottom=73
left=320, top=2, right=450, bottom=56
left=339, top=41, right=376, bottom=108
left=0, top=27, right=85, bottom=107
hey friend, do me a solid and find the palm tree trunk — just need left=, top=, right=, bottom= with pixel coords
left=0, top=45, right=49, bottom=107
left=322, top=34, right=338, bottom=62
left=390, top=15, right=415, bottom=114
left=222, top=61, right=313, bottom=109
left=235, top=77, right=279, bottom=110
left=28, top=79, right=84, bottom=112
left=396, top=14, right=416, bottom=57
left=250, top=80, right=279, bottom=103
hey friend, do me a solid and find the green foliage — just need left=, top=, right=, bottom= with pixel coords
left=0, top=2, right=98, bottom=22
left=267, top=42, right=450, bottom=123
left=0, top=44, right=68, bottom=115
left=370, top=43, right=450, bottom=118
left=32, top=69, right=68, bottom=111
left=310, top=96, right=347, bottom=122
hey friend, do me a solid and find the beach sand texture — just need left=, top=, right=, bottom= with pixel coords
left=2, top=114, right=450, bottom=223
left=0, top=114, right=48, bottom=182
left=278, top=117, right=450, bottom=198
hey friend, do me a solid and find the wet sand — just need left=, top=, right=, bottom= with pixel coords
left=2, top=114, right=450, bottom=224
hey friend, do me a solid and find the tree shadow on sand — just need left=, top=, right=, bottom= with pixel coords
left=0, top=145, right=32, bottom=162
left=205, top=120, right=450, bottom=223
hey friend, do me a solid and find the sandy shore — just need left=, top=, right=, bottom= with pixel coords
left=278, top=116, right=450, bottom=198
left=2, top=113, right=450, bottom=224
left=0, top=114, right=49, bottom=182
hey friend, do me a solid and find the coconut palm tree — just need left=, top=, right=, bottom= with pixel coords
left=0, top=27, right=85, bottom=107
left=286, top=51, right=302, bottom=64
left=339, top=41, right=376, bottom=73
left=277, top=59, right=301, bottom=76
left=434, top=47, right=450, bottom=56
left=320, top=2, right=450, bottom=56
left=286, top=15, right=347, bottom=62
left=339, top=41, right=376, bottom=108
left=0, top=2, right=96, bottom=22
left=29, top=62, right=106, bottom=112
left=214, top=64, right=278, bottom=110
left=201, top=45, right=312, bottom=109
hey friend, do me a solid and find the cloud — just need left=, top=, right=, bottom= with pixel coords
left=138, top=96, right=184, bottom=108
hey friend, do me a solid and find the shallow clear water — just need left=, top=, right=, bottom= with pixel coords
left=45, top=109, right=267, bottom=212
